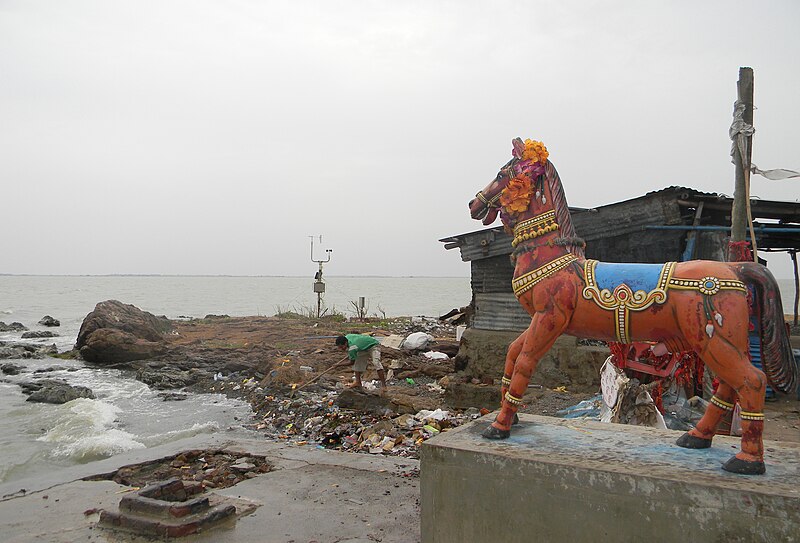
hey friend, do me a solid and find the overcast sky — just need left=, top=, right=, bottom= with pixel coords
left=2, top=1, right=798, bottom=278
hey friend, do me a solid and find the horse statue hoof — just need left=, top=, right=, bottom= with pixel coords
left=722, top=456, right=766, bottom=475
left=482, top=425, right=511, bottom=440
left=512, top=413, right=520, bottom=426
left=675, top=432, right=712, bottom=449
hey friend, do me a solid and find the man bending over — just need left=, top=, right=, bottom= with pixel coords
left=335, top=334, right=387, bottom=391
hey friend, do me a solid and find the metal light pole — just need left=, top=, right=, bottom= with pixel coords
left=310, top=235, right=332, bottom=318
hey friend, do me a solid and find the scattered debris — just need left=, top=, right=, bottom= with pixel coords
left=86, top=449, right=272, bottom=489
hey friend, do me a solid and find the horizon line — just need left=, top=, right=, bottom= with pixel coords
left=0, top=273, right=471, bottom=279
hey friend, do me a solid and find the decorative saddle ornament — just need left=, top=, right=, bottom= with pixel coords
left=581, top=260, right=747, bottom=343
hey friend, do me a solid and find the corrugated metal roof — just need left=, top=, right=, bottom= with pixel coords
left=440, top=227, right=512, bottom=262
left=442, top=185, right=800, bottom=262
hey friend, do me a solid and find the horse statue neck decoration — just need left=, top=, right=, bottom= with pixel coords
left=469, top=137, right=797, bottom=475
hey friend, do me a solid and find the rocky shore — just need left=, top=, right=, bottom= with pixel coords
left=4, top=299, right=797, bottom=465
left=61, top=301, right=522, bottom=459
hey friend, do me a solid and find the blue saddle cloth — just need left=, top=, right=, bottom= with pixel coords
left=592, top=262, right=667, bottom=293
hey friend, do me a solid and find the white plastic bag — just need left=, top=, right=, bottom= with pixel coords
left=423, top=350, right=449, bottom=360
left=403, top=332, right=434, bottom=350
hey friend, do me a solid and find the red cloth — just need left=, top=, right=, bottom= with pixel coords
left=727, top=240, right=753, bottom=262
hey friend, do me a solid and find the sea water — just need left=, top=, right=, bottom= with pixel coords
left=0, top=275, right=471, bottom=485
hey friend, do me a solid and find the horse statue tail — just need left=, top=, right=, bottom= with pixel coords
left=735, top=262, right=797, bottom=394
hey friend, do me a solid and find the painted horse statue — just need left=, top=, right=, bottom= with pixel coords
left=469, top=137, right=797, bottom=475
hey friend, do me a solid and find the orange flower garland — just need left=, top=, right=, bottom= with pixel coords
left=521, top=139, right=548, bottom=164
left=499, top=175, right=533, bottom=214
left=500, top=138, right=549, bottom=216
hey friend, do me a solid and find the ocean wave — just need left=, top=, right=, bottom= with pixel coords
left=49, top=429, right=146, bottom=461
left=36, top=398, right=145, bottom=461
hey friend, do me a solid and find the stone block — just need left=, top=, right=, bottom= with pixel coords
left=99, top=478, right=237, bottom=537
left=421, top=414, right=800, bottom=543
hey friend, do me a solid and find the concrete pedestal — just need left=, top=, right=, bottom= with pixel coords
left=421, top=414, right=800, bottom=543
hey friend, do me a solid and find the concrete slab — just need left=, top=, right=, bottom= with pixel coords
left=0, top=435, right=420, bottom=543
left=421, top=414, right=800, bottom=543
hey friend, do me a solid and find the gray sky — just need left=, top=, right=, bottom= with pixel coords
left=2, top=1, right=798, bottom=278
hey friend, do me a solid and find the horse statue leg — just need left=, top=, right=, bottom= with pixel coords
left=676, top=382, right=738, bottom=449
left=500, top=326, right=530, bottom=426
left=676, top=333, right=768, bottom=474
left=483, top=311, right=569, bottom=439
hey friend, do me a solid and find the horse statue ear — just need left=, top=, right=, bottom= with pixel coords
left=512, top=137, right=525, bottom=159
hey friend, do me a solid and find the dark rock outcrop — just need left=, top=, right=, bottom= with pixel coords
left=1, top=362, right=23, bottom=375
left=20, top=379, right=95, bottom=404
left=22, top=331, right=59, bottom=339
left=39, top=316, right=61, bottom=327
left=0, top=341, right=57, bottom=359
left=136, top=367, right=210, bottom=389
left=0, top=322, right=28, bottom=332
left=76, top=301, right=173, bottom=364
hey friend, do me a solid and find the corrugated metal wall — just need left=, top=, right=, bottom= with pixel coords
left=471, top=255, right=530, bottom=331
left=473, top=293, right=530, bottom=331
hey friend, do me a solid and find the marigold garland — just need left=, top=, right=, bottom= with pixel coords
left=522, top=139, right=548, bottom=164
left=499, top=175, right=533, bottom=214
left=501, top=137, right=549, bottom=216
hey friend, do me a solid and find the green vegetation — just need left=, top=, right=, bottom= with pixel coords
left=51, top=350, right=79, bottom=360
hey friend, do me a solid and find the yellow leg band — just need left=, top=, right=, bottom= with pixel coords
left=710, top=396, right=735, bottom=411
left=738, top=411, right=765, bottom=421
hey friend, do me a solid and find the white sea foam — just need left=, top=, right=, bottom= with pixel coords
left=140, top=421, right=222, bottom=447
left=37, top=398, right=145, bottom=461
left=50, top=429, right=146, bottom=461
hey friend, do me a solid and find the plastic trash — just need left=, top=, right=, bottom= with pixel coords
left=662, top=394, right=709, bottom=431
left=415, top=408, right=450, bottom=421
left=405, top=378, right=416, bottom=385
left=402, top=332, right=434, bottom=350
left=363, top=380, right=379, bottom=391
left=556, top=394, right=603, bottom=419
left=423, top=351, right=449, bottom=360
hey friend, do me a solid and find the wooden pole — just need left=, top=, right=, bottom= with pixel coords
left=729, top=67, right=754, bottom=260
left=291, top=356, right=350, bottom=396
left=792, top=250, right=799, bottom=326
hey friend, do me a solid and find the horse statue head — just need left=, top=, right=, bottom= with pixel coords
left=469, top=137, right=584, bottom=259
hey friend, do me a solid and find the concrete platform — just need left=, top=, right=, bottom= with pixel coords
left=420, top=414, right=800, bottom=543
left=0, top=435, right=420, bottom=543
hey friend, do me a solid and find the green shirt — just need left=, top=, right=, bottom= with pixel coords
left=345, top=333, right=380, bottom=361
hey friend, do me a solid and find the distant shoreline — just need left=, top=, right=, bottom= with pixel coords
left=0, top=274, right=471, bottom=279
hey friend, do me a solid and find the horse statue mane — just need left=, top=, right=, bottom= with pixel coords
left=468, top=137, right=797, bottom=476
left=542, top=160, right=584, bottom=259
